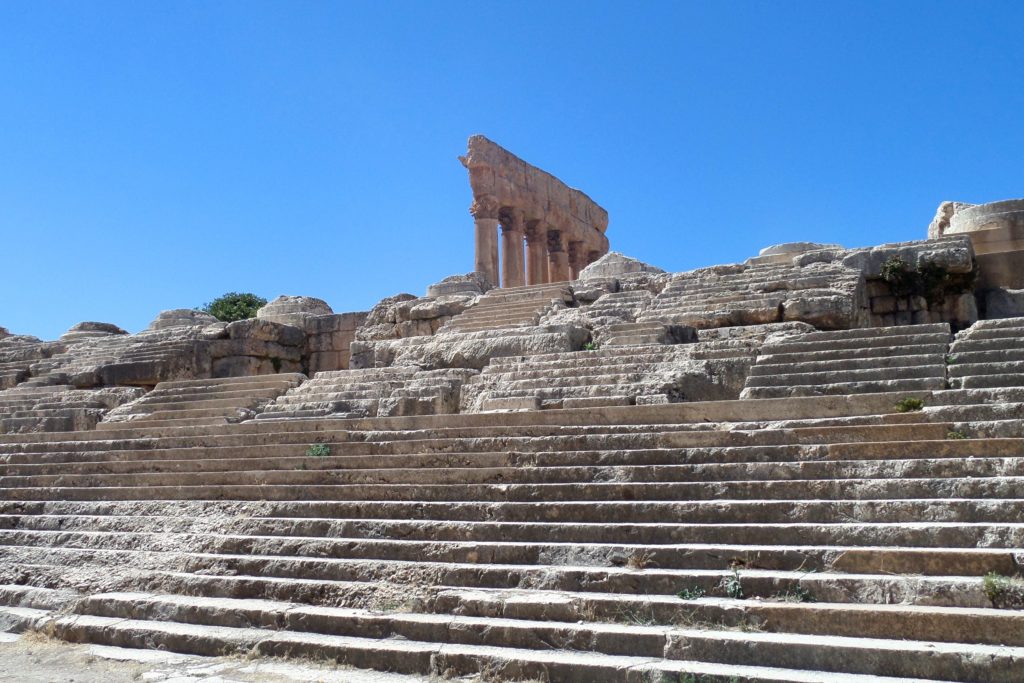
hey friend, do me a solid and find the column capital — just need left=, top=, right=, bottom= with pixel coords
left=470, top=195, right=501, bottom=220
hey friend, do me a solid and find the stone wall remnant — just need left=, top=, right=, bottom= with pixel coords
left=460, top=135, right=609, bottom=287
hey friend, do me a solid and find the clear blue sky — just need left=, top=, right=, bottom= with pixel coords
left=2, top=1, right=1022, bottom=340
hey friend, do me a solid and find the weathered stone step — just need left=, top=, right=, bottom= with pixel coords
left=956, top=327, right=1024, bottom=341
left=3, top=473, right=1017, bottom=503
left=763, top=332, right=952, bottom=355
left=0, top=544, right=997, bottom=611
left=947, top=348, right=1024, bottom=365
left=5, top=513, right=1020, bottom=555
left=6, top=491, right=1024, bottom=526
left=952, top=374, right=1024, bottom=389
left=948, top=360, right=1024, bottom=378
left=17, top=449, right=1018, bottom=489
left=480, top=361, right=683, bottom=381
left=748, top=353, right=945, bottom=376
left=44, top=610, right=945, bottom=683
left=745, top=365, right=945, bottom=388
left=0, top=422, right=957, bottom=464
left=950, top=337, right=1024, bottom=353
left=61, top=592, right=1023, bottom=680
left=742, top=378, right=944, bottom=399
left=155, top=373, right=306, bottom=390
left=794, top=324, right=951, bottom=343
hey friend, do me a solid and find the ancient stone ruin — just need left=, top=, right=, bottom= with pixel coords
left=1, top=139, right=1024, bottom=681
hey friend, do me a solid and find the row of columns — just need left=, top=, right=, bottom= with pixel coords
left=474, top=211, right=601, bottom=288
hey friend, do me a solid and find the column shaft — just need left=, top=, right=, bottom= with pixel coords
left=526, top=235, right=548, bottom=285
left=501, top=227, right=526, bottom=288
left=474, top=218, right=500, bottom=287
left=547, top=230, right=571, bottom=283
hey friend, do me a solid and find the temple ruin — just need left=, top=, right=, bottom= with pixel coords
left=1, top=139, right=1024, bottom=681
left=461, top=135, right=609, bottom=287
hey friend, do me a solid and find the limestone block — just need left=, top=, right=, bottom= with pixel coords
left=928, top=201, right=975, bottom=239
left=409, top=295, right=476, bottom=321
left=207, top=339, right=303, bottom=362
left=211, top=356, right=301, bottom=378
left=0, top=327, right=9, bottom=339
left=426, top=272, right=492, bottom=298
left=308, top=351, right=345, bottom=373
left=871, top=296, right=898, bottom=315
left=256, top=295, right=333, bottom=323
left=225, top=319, right=305, bottom=347
left=60, top=322, right=129, bottom=343
left=147, top=309, right=219, bottom=330
left=579, top=252, right=665, bottom=279
left=356, top=294, right=418, bottom=341
left=985, top=289, right=1024, bottom=319
left=782, top=295, right=855, bottom=330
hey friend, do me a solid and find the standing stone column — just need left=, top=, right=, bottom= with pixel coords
left=500, top=211, right=526, bottom=288
left=547, top=230, right=571, bottom=283
left=471, top=196, right=500, bottom=287
left=526, top=222, right=549, bottom=285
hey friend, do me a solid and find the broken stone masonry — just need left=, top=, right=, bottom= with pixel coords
left=1, top=136, right=1024, bottom=681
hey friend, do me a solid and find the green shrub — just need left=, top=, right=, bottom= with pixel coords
left=772, top=586, right=814, bottom=603
left=305, top=443, right=331, bottom=457
left=201, top=292, right=268, bottom=322
left=879, top=255, right=976, bottom=306
left=721, top=569, right=744, bottom=600
left=582, top=341, right=598, bottom=351
left=894, top=397, right=925, bottom=413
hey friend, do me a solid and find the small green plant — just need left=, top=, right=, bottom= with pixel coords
left=879, top=255, right=977, bottom=306
left=672, top=674, right=746, bottom=683
left=676, top=586, right=706, bottom=600
left=945, top=354, right=957, bottom=365
left=201, top=291, right=268, bottom=322
left=947, top=430, right=968, bottom=440
left=721, top=569, right=745, bottom=600
left=305, top=443, right=331, bottom=457
left=894, top=397, right=925, bottom=413
left=772, top=586, right=814, bottom=603
left=982, top=572, right=1024, bottom=609
left=626, top=550, right=656, bottom=570
left=582, top=341, right=598, bottom=351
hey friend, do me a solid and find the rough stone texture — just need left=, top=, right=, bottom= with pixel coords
left=146, top=310, right=219, bottom=330
left=984, top=289, right=1024, bottom=319
left=59, top=322, right=129, bottom=344
left=256, top=295, right=333, bottom=324
left=426, top=272, right=492, bottom=298
left=578, top=252, right=664, bottom=279
left=746, top=242, right=843, bottom=266
left=356, top=294, right=420, bottom=342
left=0, top=328, right=9, bottom=340
left=927, top=201, right=976, bottom=240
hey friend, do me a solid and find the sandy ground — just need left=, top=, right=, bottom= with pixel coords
left=0, top=633, right=432, bottom=683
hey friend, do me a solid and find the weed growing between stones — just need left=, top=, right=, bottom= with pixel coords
left=945, top=354, right=958, bottom=365
left=947, top=430, right=968, bottom=440
left=894, top=397, right=925, bottom=412
left=582, top=341, right=598, bottom=351
left=982, top=572, right=1024, bottom=608
left=657, top=674, right=746, bottom=683
left=676, top=586, right=706, bottom=600
left=879, top=255, right=976, bottom=306
left=720, top=569, right=745, bottom=600
left=305, top=443, right=331, bottom=457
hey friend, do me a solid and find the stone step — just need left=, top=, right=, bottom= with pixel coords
left=749, top=353, right=945, bottom=376
left=951, top=374, right=1024, bottom=389
left=42, top=610, right=952, bottom=683
left=794, top=324, right=951, bottom=343
left=947, top=348, right=1024, bottom=365
left=55, top=592, right=1023, bottom=680
left=948, top=361, right=1024, bottom=378
left=951, top=337, right=1024, bottom=353
left=157, top=373, right=306, bottom=390
left=745, top=364, right=946, bottom=388
left=3, top=495, right=1022, bottom=526
left=742, top=378, right=944, bottom=399
left=4, top=513, right=1022, bottom=555
left=956, top=327, right=1024, bottom=341
left=4, top=473, right=1015, bottom=502
left=763, top=332, right=952, bottom=355
left=756, top=343, right=951, bottom=365
left=14, top=451, right=1018, bottom=490
left=5, top=455, right=1021, bottom=494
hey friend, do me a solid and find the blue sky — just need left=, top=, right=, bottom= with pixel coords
left=2, top=1, right=1022, bottom=340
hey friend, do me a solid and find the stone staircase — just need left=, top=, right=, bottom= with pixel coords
left=438, top=284, right=572, bottom=334
left=0, top=335, right=65, bottom=390
left=582, top=288, right=654, bottom=325
left=256, top=367, right=474, bottom=420
left=468, top=340, right=762, bottom=411
left=948, top=317, right=1024, bottom=390
left=0, top=395, right=1022, bottom=680
left=640, top=261, right=864, bottom=329
left=741, top=324, right=951, bottom=399
left=98, top=373, right=306, bottom=430
left=0, top=385, right=143, bottom=434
